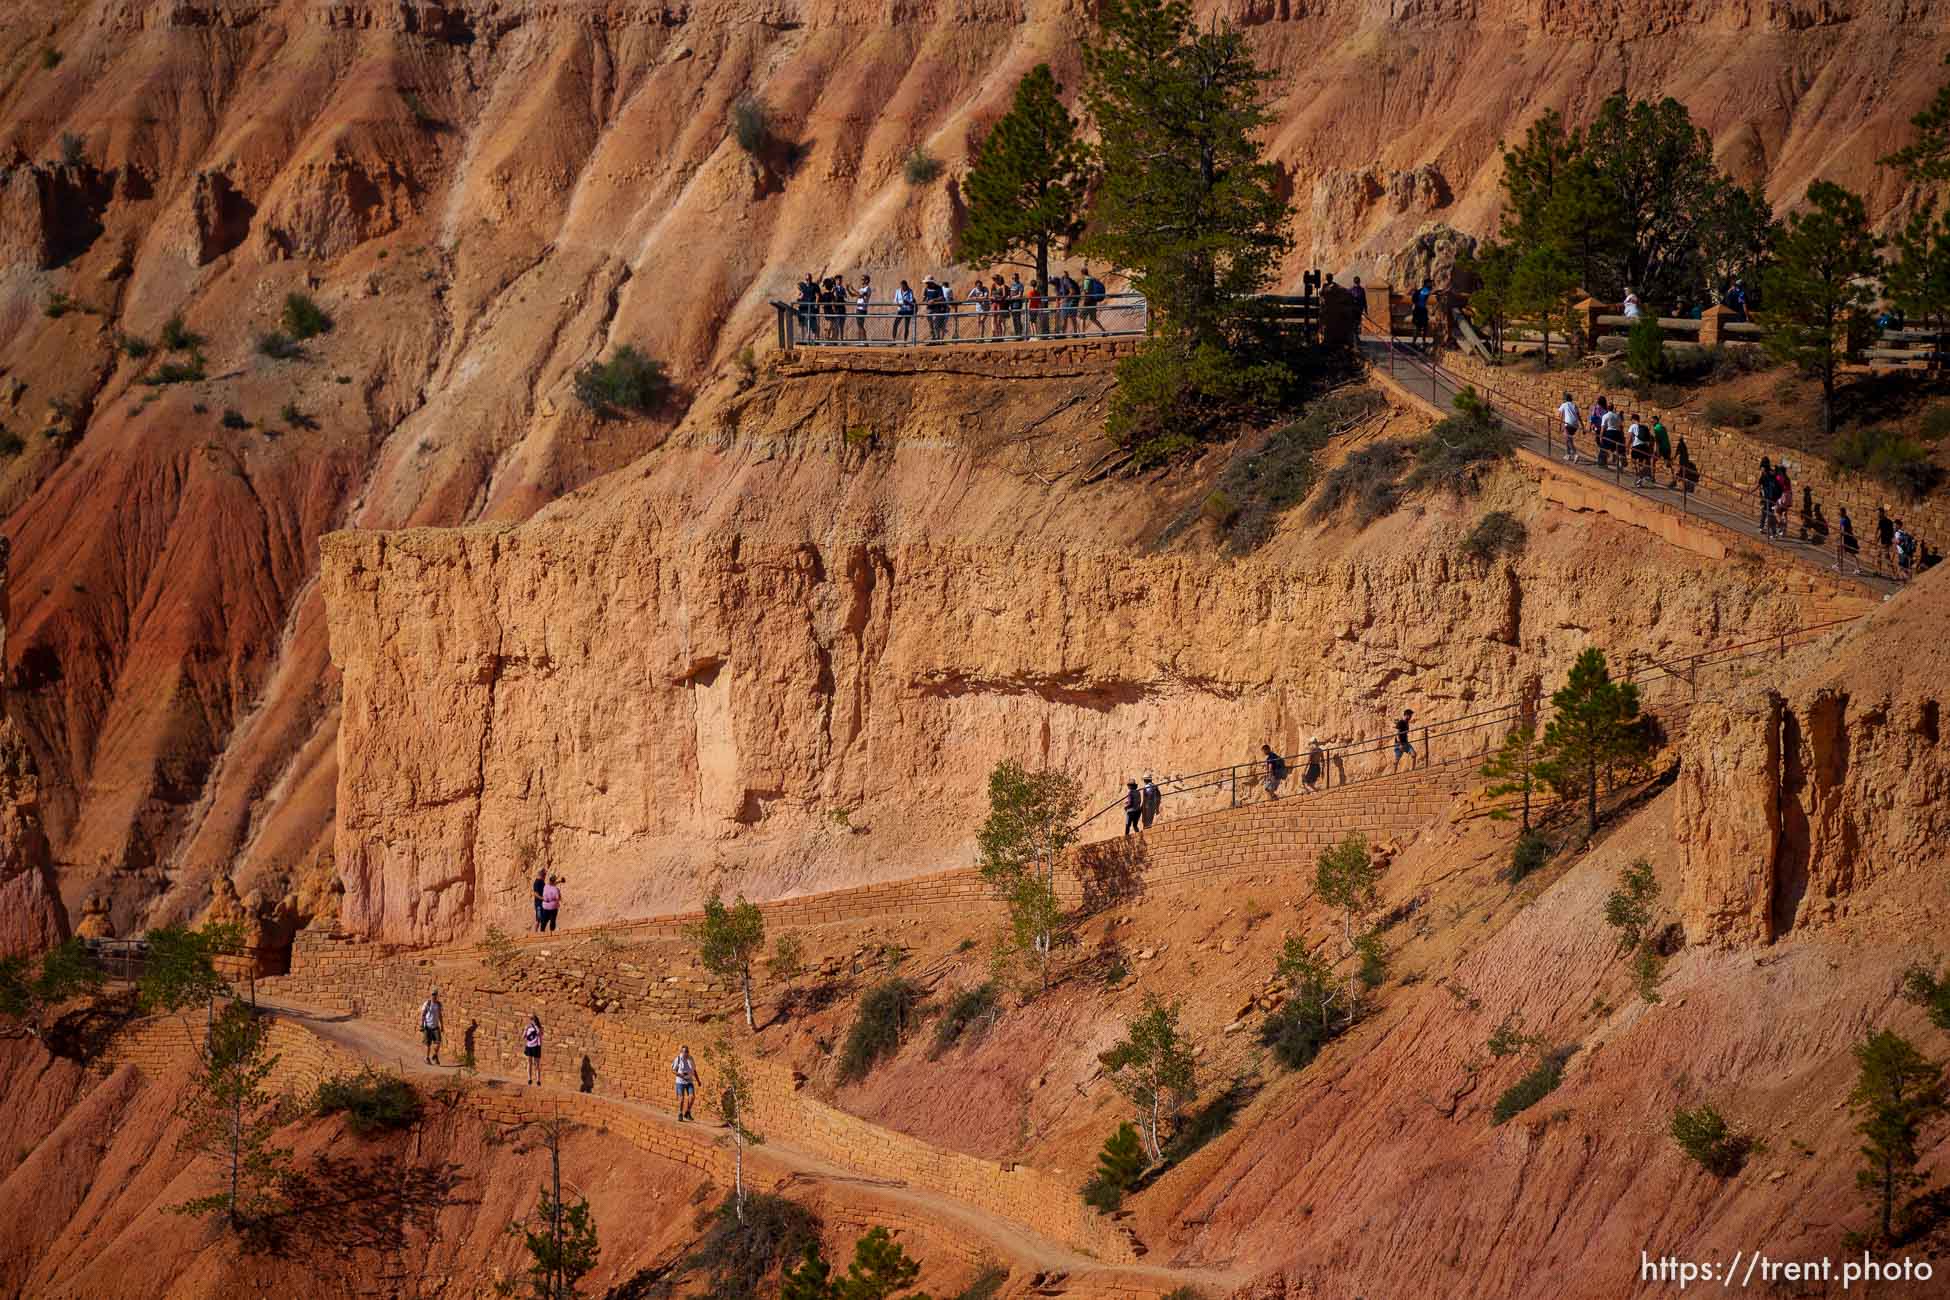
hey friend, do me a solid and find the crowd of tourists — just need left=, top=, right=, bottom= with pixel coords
left=793, top=267, right=1119, bottom=343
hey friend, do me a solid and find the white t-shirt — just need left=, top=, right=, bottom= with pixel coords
left=673, top=1052, right=697, bottom=1083
left=420, top=999, right=442, bottom=1030
left=1602, top=409, right=1623, bottom=433
left=1558, top=400, right=1579, bottom=428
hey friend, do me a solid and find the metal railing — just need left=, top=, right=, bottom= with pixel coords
left=772, top=292, right=1148, bottom=349
left=1365, top=323, right=1911, bottom=587
left=1074, top=614, right=1861, bottom=839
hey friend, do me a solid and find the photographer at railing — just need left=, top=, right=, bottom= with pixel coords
left=773, top=271, right=1147, bottom=348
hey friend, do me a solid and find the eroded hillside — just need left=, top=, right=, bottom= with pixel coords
left=0, top=0, right=1945, bottom=938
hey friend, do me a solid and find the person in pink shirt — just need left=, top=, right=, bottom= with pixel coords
left=540, top=876, right=562, bottom=931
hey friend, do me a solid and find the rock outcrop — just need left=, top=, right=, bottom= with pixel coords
left=0, top=718, right=67, bottom=957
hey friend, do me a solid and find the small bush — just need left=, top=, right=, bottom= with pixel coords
left=952, top=1265, right=1010, bottom=1300
left=1625, top=316, right=1669, bottom=384
left=143, top=352, right=207, bottom=385
left=40, top=47, right=61, bottom=70
left=1920, top=404, right=1950, bottom=444
left=731, top=96, right=773, bottom=155
left=1403, top=386, right=1516, bottom=496
left=1491, top=1049, right=1568, bottom=1125
left=119, top=334, right=153, bottom=359
left=479, top=924, right=518, bottom=974
left=282, top=292, right=334, bottom=340
left=280, top=401, right=317, bottom=431
left=257, top=330, right=301, bottom=360
left=837, top=977, right=922, bottom=1082
left=1833, top=427, right=1941, bottom=499
left=0, top=430, right=25, bottom=457
left=903, top=148, right=944, bottom=186
left=1260, top=991, right=1344, bottom=1071
left=44, top=292, right=73, bottom=319
left=1505, top=831, right=1550, bottom=884
left=1181, top=381, right=1377, bottom=552
left=159, top=315, right=201, bottom=351
left=1670, top=1104, right=1752, bottom=1176
left=58, top=133, right=86, bottom=168
left=220, top=408, right=250, bottom=430
left=1107, top=338, right=1295, bottom=469
left=1701, top=397, right=1761, bottom=429
left=313, top=1067, right=422, bottom=1135
left=1081, top=1122, right=1146, bottom=1212
left=573, top=344, right=671, bottom=419
left=1307, top=438, right=1413, bottom=526
left=1200, top=490, right=1237, bottom=526
left=1901, top=963, right=1950, bottom=1032
left=687, top=1191, right=823, bottom=1300
left=929, top=981, right=998, bottom=1059
left=1603, top=859, right=1658, bottom=954
left=1461, top=510, right=1527, bottom=563
left=766, top=932, right=806, bottom=981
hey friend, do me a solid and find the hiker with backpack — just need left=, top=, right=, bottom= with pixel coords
left=1141, top=775, right=1162, bottom=829
left=1839, top=507, right=1860, bottom=573
left=1302, top=738, right=1325, bottom=793
left=1652, top=415, right=1671, bottom=474
left=1392, top=709, right=1416, bottom=772
left=523, top=1013, right=543, bottom=1085
left=419, top=989, right=444, bottom=1066
left=1082, top=268, right=1108, bottom=332
left=1895, top=521, right=1917, bottom=578
left=1557, top=392, right=1581, bottom=463
left=1758, top=458, right=1783, bottom=536
left=1629, top=414, right=1653, bottom=487
left=1123, top=780, right=1143, bottom=835
left=1411, top=278, right=1434, bottom=347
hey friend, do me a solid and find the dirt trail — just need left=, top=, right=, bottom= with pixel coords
left=259, top=998, right=1246, bottom=1290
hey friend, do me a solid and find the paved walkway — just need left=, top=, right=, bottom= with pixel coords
left=1360, top=338, right=1900, bottom=597
left=257, top=998, right=1242, bottom=1289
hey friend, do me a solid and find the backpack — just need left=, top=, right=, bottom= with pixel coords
left=1085, top=277, right=1105, bottom=303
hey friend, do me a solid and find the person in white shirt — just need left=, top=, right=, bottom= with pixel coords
left=1622, top=289, right=1642, bottom=319
left=673, top=1044, right=700, bottom=1121
left=418, top=989, right=444, bottom=1065
left=854, top=275, right=872, bottom=342
left=1557, top=391, right=1581, bottom=463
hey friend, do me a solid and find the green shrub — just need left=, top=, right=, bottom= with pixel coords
left=731, top=97, right=773, bottom=155
left=257, top=330, right=301, bottom=359
left=1491, top=1049, right=1568, bottom=1125
left=1200, top=489, right=1237, bottom=526
left=220, top=409, right=250, bottom=430
left=1701, top=397, right=1761, bottom=429
left=837, top=977, right=922, bottom=1082
left=40, top=48, right=61, bottom=70
left=929, top=982, right=998, bottom=1059
left=1306, top=438, right=1413, bottom=526
left=281, top=292, right=334, bottom=340
left=1081, top=1121, right=1146, bottom=1212
left=573, top=344, right=672, bottom=419
left=159, top=315, right=201, bottom=351
left=1603, top=860, right=1658, bottom=954
left=1670, top=1103, right=1751, bottom=1176
left=313, top=1067, right=422, bottom=1134
left=1901, top=963, right=1950, bottom=1032
left=1504, top=831, right=1550, bottom=884
left=44, top=292, right=73, bottom=319
left=1833, top=427, right=1941, bottom=499
left=1920, top=404, right=1950, bottom=444
left=1259, top=967, right=1350, bottom=1071
left=1175, top=380, right=1376, bottom=552
left=951, top=1265, right=1009, bottom=1300
left=119, top=334, right=152, bottom=359
left=687, top=1191, right=822, bottom=1300
left=1403, top=386, right=1516, bottom=496
left=142, top=352, right=207, bottom=385
left=0, top=430, right=25, bottom=457
left=1461, top=510, right=1527, bottom=562
left=1107, top=338, right=1294, bottom=469
left=1625, top=316, right=1669, bottom=384
left=280, top=401, right=317, bottom=431
left=1632, top=945, right=1666, bottom=1004
left=903, top=148, right=944, bottom=186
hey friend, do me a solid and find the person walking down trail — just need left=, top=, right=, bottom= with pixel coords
left=532, top=867, right=547, bottom=932
left=1411, top=278, right=1434, bottom=347
left=673, top=1044, right=699, bottom=1121
left=1392, top=709, right=1416, bottom=772
left=1141, top=775, right=1162, bottom=829
left=1876, top=506, right=1896, bottom=570
left=1773, top=462, right=1793, bottom=535
left=1758, top=458, right=1783, bottom=537
left=1558, top=392, right=1581, bottom=464
left=540, top=876, right=562, bottom=932
left=1261, top=744, right=1288, bottom=800
left=1652, top=415, right=1671, bottom=475
left=522, top=1013, right=543, bottom=1086
left=1302, top=737, right=1325, bottom=793
left=1839, top=506, right=1860, bottom=573
left=1895, top=521, right=1917, bottom=579
left=1674, top=435, right=1696, bottom=493
left=1629, top=414, right=1653, bottom=487
left=1123, top=781, right=1143, bottom=836
left=419, top=989, right=444, bottom=1066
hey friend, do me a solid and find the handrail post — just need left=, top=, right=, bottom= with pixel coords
left=1421, top=724, right=1430, bottom=770
left=1230, top=765, right=1237, bottom=809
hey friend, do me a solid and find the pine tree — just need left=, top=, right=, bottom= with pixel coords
left=1761, top=181, right=1883, bottom=436
left=1095, top=1122, right=1146, bottom=1194
left=1082, top=0, right=1290, bottom=347
left=837, top=1226, right=925, bottom=1300
left=955, top=64, right=1091, bottom=291
left=172, top=1001, right=291, bottom=1230
left=693, top=892, right=766, bottom=1031
left=1534, top=648, right=1646, bottom=840
left=1848, top=1030, right=1947, bottom=1244
left=781, top=1244, right=837, bottom=1300
left=0, top=939, right=105, bottom=1040
left=1880, top=53, right=1950, bottom=184
left=1884, top=198, right=1950, bottom=335
left=1099, top=992, right=1197, bottom=1164
left=1481, top=723, right=1540, bottom=831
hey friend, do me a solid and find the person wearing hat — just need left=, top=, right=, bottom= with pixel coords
left=1123, top=781, right=1143, bottom=836
left=853, top=274, right=872, bottom=342
left=1140, top=774, right=1162, bottom=829
left=1302, top=738, right=1325, bottom=792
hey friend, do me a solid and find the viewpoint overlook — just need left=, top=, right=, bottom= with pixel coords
left=0, top=1, right=1947, bottom=1297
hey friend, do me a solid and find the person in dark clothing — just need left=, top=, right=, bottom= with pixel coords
left=1140, top=775, right=1161, bottom=829
left=1838, top=506, right=1859, bottom=572
left=1876, top=506, right=1896, bottom=569
left=532, top=867, right=547, bottom=932
left=796, top=272, right=819, bottom=339
left=1302, top=737, right=1324, bottom=793
left=1392, top=709, right=1416, bottom=772
left=1123, top=781, right=1143, bottom=836
left=1799, top=486, right=1815, bottom=541
left=1673, top=435, right=1693, bottom=491
left=1758, top=458, right=1781, bottom=536
left=1411, top=278, right=1434, bottom=346
left=1261, top=744, right=1288, bottom=799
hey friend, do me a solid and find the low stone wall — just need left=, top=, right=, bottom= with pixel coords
left=777, top=338, right=1139, bottom=380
